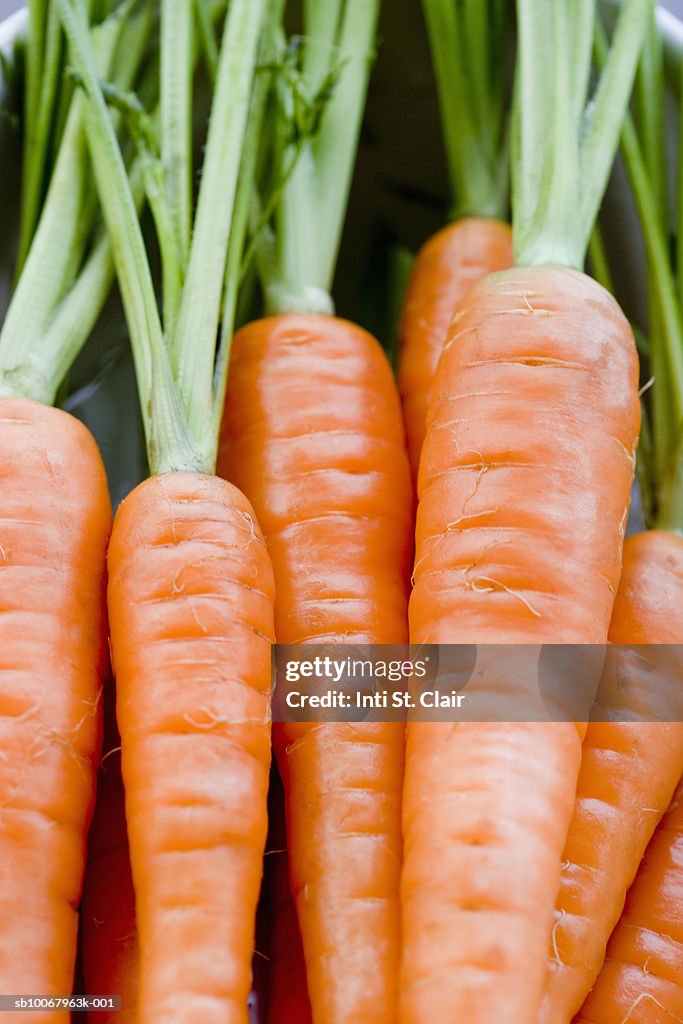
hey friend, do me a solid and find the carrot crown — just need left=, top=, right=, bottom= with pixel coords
left=0, top=0, right=155, bottom=405
left=253, top=0, right=381, bottom=317
left=54, top=0, right=280, bottom=475
left=513, top=0, right=652, bottom=270
left=422, top=0, right=510, bottom=221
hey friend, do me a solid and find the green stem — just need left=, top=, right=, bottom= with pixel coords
left=623, top=117, right=683, bottom=455
left=171, top=0, right=265, bottom=441
left=104, top=83, right=184, bottom=328
left=677, top=57, right=683, bottom=304
left=514, top=0, right=651, bottom=269
left=211, top=0, right=286, bottom=446
left=422, top=0, right=507, bottom=219
left=595, top=18, right=683, bottom=490
left=194, top=0, right=219, bottom=82
left=578, top=0, right=652, bottom=252
left=302, top=0, right=343, bottom=92
left=161, top=0, right=193, bottom=283
left=20, top=0, right=48, bottom=258
left=0, top=2, right=152, bottom=402
left=267, top=0, right=380, bottom=313
left=55, top=0, right=198, bottom=473
left=17, top=2, right=63, bottom=274
left=634, top=14, right=667, bottom=233
left=588, top=223, right=614, bottom=295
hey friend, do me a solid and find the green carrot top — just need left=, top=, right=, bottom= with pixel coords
left=0, top=0, right=155, bottom=406
left=513, top=0, right=652, bottom=270
left=605, top=7, right=683, bottom=533
left=422, top=0, right=510, bottom=221
left=253, top=0, right=381, bottom=317
left=55, top=0, right=280, bottom=476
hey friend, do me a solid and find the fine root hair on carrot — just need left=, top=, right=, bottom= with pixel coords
left=100, top=746, right=123, bottom=767
left=181, top=707, right=269, bottom=729
left=469, top=576, right=543, bottom=618
left=550, top=909, right=567, bottom=966
left=619, top=993, right=683, bottom=1024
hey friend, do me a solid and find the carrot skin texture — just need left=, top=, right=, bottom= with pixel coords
left=402, top=267, right=640, bottom=1024
left=107, top=472, right=275, bottom=1024
left=0, top=398, right=111, bottom=1022
left=543, top=531, right=683, bottom=1023
left=218, top=314, right=413, bottom=1024
left=397, top=217, right=513, bottom=476
left=81, top=688, right=138, bottom=1024
left=574, top=778, right=683, bottom=1024
left=412, top=267, right=640, bottom=646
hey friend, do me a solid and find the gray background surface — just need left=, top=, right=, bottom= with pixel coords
left=2, top=2, right=681, bottom=22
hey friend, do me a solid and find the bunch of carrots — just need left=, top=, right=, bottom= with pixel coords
left=0, top=0, right=682, bottom=1022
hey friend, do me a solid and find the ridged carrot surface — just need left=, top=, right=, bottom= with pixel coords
left=402, top=266, right=640, bottom=1024
left=541, top=531, right=683, bottom=1023
left=218, top=313, right=413, bottom=1024
left=397, top=217, right=513, bottom=476
left=575, top=778, right=683, bottom=1024
left=108, top=472, right=275, bottom=1024
left=81, top=687, right=137, bottom=1024
left=0, top=397, right=111, bottom=1022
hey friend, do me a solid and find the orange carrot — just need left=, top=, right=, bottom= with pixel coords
left=0, top=398, right=110, bottom=1020
left=399, top=0, right=649, bottom=1013
left=0, top=9, right=153, bottom=1010
left=215, top=4, right=413, bottom=1016
left=398, top=217, right=513, bottom=475
left=55, top=0, right=280, bottom=1019
left=401, top=265, right=640, bottom=1022
left=575, top=777, right=683, bottom=1024
left=80, top=686, right=138, bottom=1024
left=540, top=531, right=683, bottom=1023
left=108, top=473, right=275, bottom=1023
left=219, top=313, right=412, bottom=1022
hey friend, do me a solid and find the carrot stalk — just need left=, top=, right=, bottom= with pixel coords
left=56, top=0, right=282, bottom=1018
left=18, top=0, right=63, bottom=273
left=400, top=3, right=648, bottom=1021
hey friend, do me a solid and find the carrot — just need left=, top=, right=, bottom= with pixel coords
left=398, top=217, right=513, bottom=474
left=265, top=771, right=312, bottom=1024
left=540, top=532, right=683, bottom=1023
left=554, top=20, right=683, bottom=1018
left=108, top=472, right=275, bottom=1023
left=397, top=0, right=513, bottom=475
left=219, top=313, right=412, bottom=1023
left=575, top=777, right=683, bottom=1024
left=400, top=3, right=649, bottom=1021
left=217, top=5, right=414, bottom=1020
left=80, top=686, right=138, bottom=1024
left=0, top=3, right=155, bottom=1013
left=0, top=399, right=110, bottom=1019
left=55, top=0, right=281, bottom=1019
